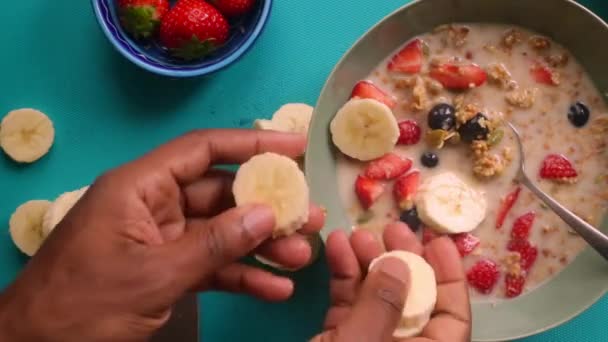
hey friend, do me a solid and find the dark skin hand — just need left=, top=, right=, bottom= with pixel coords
left=0, top=130, right=325, bottom=342
left=312, top=223, right=471, bottom=342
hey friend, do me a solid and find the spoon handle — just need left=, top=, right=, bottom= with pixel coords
left=520, top=175, right=608, bottom=260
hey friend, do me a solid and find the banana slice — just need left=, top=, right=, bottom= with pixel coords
left=254, top=234, right=322, bottom=271
left=330, top=98, right=399, bottom=161
left=416, top=172, right=487, bottom=234
left=253, top=103, right=314, bottom=135
left=42, top=186, right=89, bottom=236
left=9, top=200, right=52, bottom=256
left=233, top=152, right=309, bottom=238
left=369, top=250, right=437, bottom=339
left=0, top=109, right=55, bottom=163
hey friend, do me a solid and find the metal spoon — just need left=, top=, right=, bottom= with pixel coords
left=507, top=122, right=608, bottom=261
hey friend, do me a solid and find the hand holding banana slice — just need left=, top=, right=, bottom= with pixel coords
left=253, top=103, right=314, bottom=135
left=0, top=108, right=55, bottom=163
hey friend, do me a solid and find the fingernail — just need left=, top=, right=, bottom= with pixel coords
left=242, top=206, right=275, bottom=240
left=373, top=257, right=409, bottom=285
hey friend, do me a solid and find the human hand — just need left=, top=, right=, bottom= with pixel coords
left=312, top=223, right=471, bottom=342
left=0, top=129, right=324, bottom=342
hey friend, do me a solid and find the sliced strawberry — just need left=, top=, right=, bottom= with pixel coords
left=422, top=227, right=442, bottom=244
left=430, top=63, right=487, bottom=89
left=350, top=81, right=397, bottom=109
left=467, top=259, right=500, bottom=294
left=393, top=171, right=420, bottom=210
left=505, top=274, right=526, bottom=298
left=397, top=120, right=422, bottom=145
left=496, top=187, right=521, bottom=229
left=539, top=154, right=578, bottom=180
left=355, top=176, right=385, bottom=210
left=530, top=62, right=558, bottom=86
left=364, top=153, right=412, bottom=180
left=507, top=239, right=538, bottom=272
left=452, top=233, right=481, bottom=257
left=511, top=212, right=536, bottom=240
left=387, top=39, right=423, bottom=74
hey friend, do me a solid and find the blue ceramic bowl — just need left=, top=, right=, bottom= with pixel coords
left=91, top=0, right=272, bottom=78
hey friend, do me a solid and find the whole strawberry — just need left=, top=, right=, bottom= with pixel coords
left=117, top=0, right=169, bottom=39
left=160, top=0, right=230, bottom=60
left=211, top=0, right=256, bottom=17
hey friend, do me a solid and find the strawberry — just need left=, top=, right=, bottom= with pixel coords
left=211, top=0, right=256, bottom=17
left=511, top=212, right=536, bottom=240
left=393, top=171, right=420, bottom=210
left=159, top=0, right=230, bottom=60
left=422, top=227, right=442, bottom=244
left=539, top=154, right=578, bottom=181
left=452, top=233, right=480, bottom=257
left=467, top=259, right=500, bottom=294
left=350, top=81, right=397, bottom=109
left=505, top=274, right=526, bottom=298
left=387, top=39, right=423, bottom=74
left=430, top=62, right=487, bottom=89
left=496, top=187, right=521, bottom=229
left=397, top=120, right=422, bottom=145
left=507, top=239, right=538, bottom=272
left=355, top=176, right=385, bottom=210
left=117, top=0, right=169, bottom=39
left=531, top=62, right=558, bottom=86
left=364, top=153, right=412, bottom=180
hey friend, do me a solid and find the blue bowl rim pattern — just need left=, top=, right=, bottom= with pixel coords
left=91, top=0, right=272, bottom=78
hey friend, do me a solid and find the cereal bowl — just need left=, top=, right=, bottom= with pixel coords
left=305, top=0, right=608, bottom=340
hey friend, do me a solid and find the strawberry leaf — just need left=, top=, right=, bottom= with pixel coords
left=172, top=36, right=217, bottom=61
left=119, top=6, right=160, bottom=39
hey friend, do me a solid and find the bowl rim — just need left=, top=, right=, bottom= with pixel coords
left=90, top=0, right=272, bottom=78
left=306, top=0, right=608, bottom=340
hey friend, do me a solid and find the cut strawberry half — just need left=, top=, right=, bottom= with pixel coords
left=496, top=187, right=522, bottom=229
left=530, top=62, right=558, bottom=86
left=350, top=81, right=397, bottom=109
left=452, top=233, right=481, bottom=257
left=511, top=212, right=536, bottom=240
left=467, top=259, right=500, bottom=294
left=539, top=154, right=578, bottom=181
left=430, top=62, right=487, bottom=89
left=387, top=39, right=423, bottom=74
left=397, top=120, right=422, bottom=145
left=507, top=239, right=538, bottom=272
left=364, top=153, right=413, bottom=180
left=355, top=175, right=385, bottom=210
left=505, top=274, right=526, bottom=298
left=393, top=171, right=420, bottom=210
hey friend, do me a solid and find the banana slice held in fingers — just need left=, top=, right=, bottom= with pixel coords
left=42, top=186, right=90, bottom=237
left=9, top=200, right=52, bottom=256
left=0, top=108, right=55, bottom=163
left=368, top=251, right=437, bottom=339
left=233, top=152, right=309, bottom=238
left=253, top=103, right=314, bottom=135
left=330, top=98, right=399, bottom=161
left=415, top=172, right=487, bottom=234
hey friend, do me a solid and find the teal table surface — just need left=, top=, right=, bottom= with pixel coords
left=1, top=0, right=607, bottom=341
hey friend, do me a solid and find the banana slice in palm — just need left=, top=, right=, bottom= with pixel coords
left=0, top=109, right=55, bottom=163
left=233, top=152, right=309, bottom=238
left=330, top=98, right=399, bottom=161
left=42, top=186, right=89, bottom=237
left=253, top=103, right=314, bottom=135
left=369, top=251, right=437, bottom=339
left=9, top=200, right=52, bottom=256
left=416, top=172, right=487, bottom=234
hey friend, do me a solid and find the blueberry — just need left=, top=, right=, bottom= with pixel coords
left=458, top=113, right=490, bottom=142
left=428, top=103, right=456, bottom=131
left=400, top=207, right=422, bottom=232
left=567, top=101, right=590, bottom=127
left=421, top=152, right=439, bottom=168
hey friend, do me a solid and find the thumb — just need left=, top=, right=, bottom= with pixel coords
left=340, top=257, right=410, bottom=341
left=164, top=204, right=275, bottom=291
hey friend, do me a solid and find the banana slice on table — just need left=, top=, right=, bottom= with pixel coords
left=42, top=186, right=89, bottom=236
left=233, top=152, right=309, bottom=238
left=330, top=98, right=399, bottom=161
left=369, top=250, right=437, bottom=339
left=0, top=108, right=55, bottom=163
left=9, top=200, right=52, bottom=256
left=253, top=103, right=314, bottom=135
left=415, top=172, right=487, bottom=234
